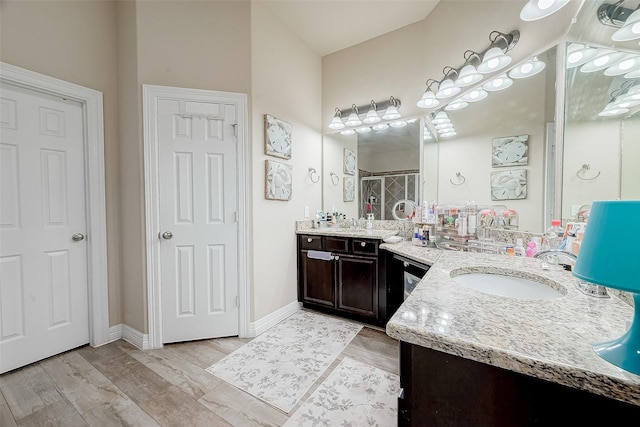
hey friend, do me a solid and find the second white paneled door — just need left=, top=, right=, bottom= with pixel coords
left=154, top=94, right=239, bottom=343
left=0, top=83, right=89, bottom=373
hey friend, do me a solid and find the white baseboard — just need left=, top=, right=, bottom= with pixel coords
left=109, top=324, right=122, bottom=343
left=250, top=301, right=301, bottom=337
left=107, top=324, right=149, bottom=350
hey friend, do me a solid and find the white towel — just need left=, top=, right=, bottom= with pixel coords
left=307, top=250, right=332, bottom=261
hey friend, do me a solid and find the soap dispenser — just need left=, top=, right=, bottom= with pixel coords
left=514, top=238, right=525, bottom=257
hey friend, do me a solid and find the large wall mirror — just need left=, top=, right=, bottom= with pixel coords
left=322, top=120, right=422, bottom=220
left=560, top=1, right=640, bottom=223
left=321, top=0, right=639, bottom=233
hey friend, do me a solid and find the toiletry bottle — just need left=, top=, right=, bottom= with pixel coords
left=544, top=219, right=563, bottom=249
left=505, top=244, right=515, bottom=256
left=525, top=241, right=537, bottom=257
left=514, top=238, right=525, bottom=257
left=572, top=226, right=585, bottom=256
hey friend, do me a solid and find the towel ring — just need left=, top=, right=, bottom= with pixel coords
left=450, top=172, right=466, bottom=186
left=576, top=164, right=600, bottom=181
left=308, top=167, right=320, bottom=183
left=330, top=172, right=339, bottom=186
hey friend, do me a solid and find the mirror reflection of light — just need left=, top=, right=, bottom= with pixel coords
left=371, top=123, right=389, bottom=131
left=402, top=311, right=417, bottom=321
left=445, top=100, right=469, bottom=111
left=580, top=50, right=624, bottom=73
left=462, top=88, right=488, bottom=103
left=340, top=129, right=356, bottom=135
left=355, top=126, right=371, bottom=133
left=389, top=120, right=408, bottom=128
left=439, top=131, right=457, bottom=138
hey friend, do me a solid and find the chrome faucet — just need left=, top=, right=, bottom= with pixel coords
left=348, top=218, right=359, bottom=230
left=533, top=248, right=577, bottom=265
left=534, top=249, right=609, bottom=298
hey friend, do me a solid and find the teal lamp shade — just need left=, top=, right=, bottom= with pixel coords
left=573, top=200, right=640, bottom=374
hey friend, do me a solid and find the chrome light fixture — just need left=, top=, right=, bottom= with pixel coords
left=417, top=29, right=518, bottom=109
left=363, top=100, right=381, bottom=124
left=599, top=2, right=640, bottom=42
left=328, top=108, right=345, bottom=130
left=509, top=56, right=546, bottom=79
left=344, top=104, right=362, bottom=127
left=455, top=52, right=484, bottom=87
left=328, top=97, right=402, bottom=133
left=566, top=44, right=600, bottom=68
left=599, top=80, right=640, bottom=117
left=520, top=0, right=570, bottom=21
left=477, top=31, right=519, bottom=74
left=382, top=96, right=401, bottom=120
left=435, top=69, right=461, bottom=99
left=417, top=79, right=440, bottom=109
left=581, top=49, right=626, bottom=73
left=430, top=110, right=457, bottom=138
left=605, top=54, right=640, bottom=76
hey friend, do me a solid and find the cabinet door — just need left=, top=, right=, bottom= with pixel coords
left=337, top=255, right=378, bottom=318
left=301, top=252, right=335, bottom=307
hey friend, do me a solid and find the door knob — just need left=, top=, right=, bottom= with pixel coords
left=72, top=233, right=85, bottom=242
left=160, top=231, right=173, bottom=240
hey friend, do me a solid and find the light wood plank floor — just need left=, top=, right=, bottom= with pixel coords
left=0, top=312, right=399, bottom=426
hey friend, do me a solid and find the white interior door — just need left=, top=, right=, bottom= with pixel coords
left=0, top=83, right=89, bottom=373
left=155, top=96, right=239, bottom=343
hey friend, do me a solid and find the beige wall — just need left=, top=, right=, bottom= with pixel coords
left=0, top=0, right=123, bottom=325
left=117, top=0, right=253, bottom=332
left=250, top=3, right=322, bottom=321
left=563, top=121, right=622, bottom=220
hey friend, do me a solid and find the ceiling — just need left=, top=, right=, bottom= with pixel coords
left=261, top=0, right=440, bottom=56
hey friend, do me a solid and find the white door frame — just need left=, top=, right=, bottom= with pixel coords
left=143, top=84, right=250, bottom=349
left=0, top=62, right=110, bottom=347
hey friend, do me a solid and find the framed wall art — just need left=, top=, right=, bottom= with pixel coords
left=490, top=169, right=527, bottom=201
left=343, top=148, right=356, bottom=175
left=492, top=134, right=529, bottom=167
left=265, top=159, right=292, bottom=201
left=264, top=114, right=292, bottom=159
left=343, top=176, right=355, bottom=202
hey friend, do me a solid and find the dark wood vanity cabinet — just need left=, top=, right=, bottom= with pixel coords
left=297, top=234, right=387, bottom=325
left=398, top=342, right=640, bottom=426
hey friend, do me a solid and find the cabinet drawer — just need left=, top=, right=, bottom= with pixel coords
left=325, top=236, right=349, bottom=253
left=300, top=235, right=323, bottom=250
left=352, top=238, right=379, bottom=256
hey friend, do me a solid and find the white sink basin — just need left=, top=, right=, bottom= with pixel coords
left=451, top=272, right=564, bottom=300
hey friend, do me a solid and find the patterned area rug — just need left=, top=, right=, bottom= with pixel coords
left=205, top=310, right=362, bottom=413
left=284, top=357, right=400, bottom=426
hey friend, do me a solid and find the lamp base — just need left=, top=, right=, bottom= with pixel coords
left=593, top=293, right=640, bottom=375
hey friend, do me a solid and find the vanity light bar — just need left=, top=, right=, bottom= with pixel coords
left=598, top=2, right=640, bottom=40
left=329, top=96, right=401, bottom=132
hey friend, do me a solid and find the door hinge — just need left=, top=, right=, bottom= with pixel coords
left=235, top=295, right=239, bottom=308
left=234, top=211, right=239, bottom=223
left=232, top=123, right=238, bottom=137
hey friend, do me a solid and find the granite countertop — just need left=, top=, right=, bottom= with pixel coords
left=382, top=241, right=640, bottom=407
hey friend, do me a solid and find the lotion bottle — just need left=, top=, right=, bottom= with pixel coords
left=514, top=238, right=525, bottom=257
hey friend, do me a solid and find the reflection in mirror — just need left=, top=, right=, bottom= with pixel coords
left=322, top=120, right=422, bottom=220
left=561, top=0, right=640, bottom=223
left=426, top=46, right=557, bottom=232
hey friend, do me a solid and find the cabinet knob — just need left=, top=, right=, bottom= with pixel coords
left=307, top=238, right=313, bottom=243
left=360, top=241, right=367, bottom=247
left=334, top=255, right=339, bottom=260
left=403, top=262, right=409, bottom=268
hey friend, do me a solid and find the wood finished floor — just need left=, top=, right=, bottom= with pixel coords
left=0, top=313, right=399, bottom=426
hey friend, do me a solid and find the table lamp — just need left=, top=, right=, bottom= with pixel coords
left=573, top=200, right=640, bottom=375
